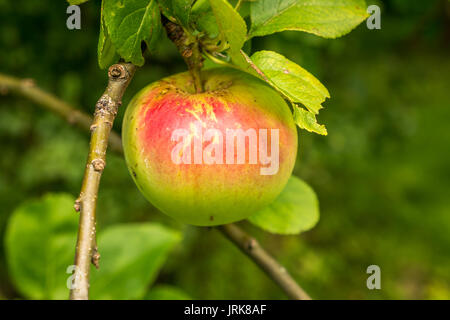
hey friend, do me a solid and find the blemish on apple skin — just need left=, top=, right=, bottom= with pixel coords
left=210, top=216, right=214, bottom=221
left=144, top=158, right=150, bottom=169
left=282, top=69, right=290, bottom=74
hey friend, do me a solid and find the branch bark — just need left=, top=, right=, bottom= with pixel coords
left=0, top=71, right=311, bottom=300
left=218, top=224, right=311, bottom=300
left=69, top=63, right=136, bottom=300
left=0, top=73, right=123, bottom=155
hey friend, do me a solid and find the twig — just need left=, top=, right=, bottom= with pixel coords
left=69, top=63, right=136, bottom=300
left=218, top=224, right=311, bottom=300
left=1, top=71, right=311, bottom=300
left=0, top=73, right=123, bottom=154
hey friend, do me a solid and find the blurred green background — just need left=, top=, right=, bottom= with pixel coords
left=0, top=0, right=449, bottom=299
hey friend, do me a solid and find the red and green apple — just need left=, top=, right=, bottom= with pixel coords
left=122, top=68, right=297, bottom=226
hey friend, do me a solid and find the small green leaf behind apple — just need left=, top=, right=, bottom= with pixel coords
left=249, top=176, right=320, bottom=235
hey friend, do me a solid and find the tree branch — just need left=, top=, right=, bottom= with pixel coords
left=218, top=224, right=311, bottom=300
left=0, top=73, right=123, bottom=155
left=69, top=63, right=136, bottom=300
left=0, top=70, right=311, bottom=300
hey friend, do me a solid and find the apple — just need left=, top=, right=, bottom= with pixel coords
left=122, top=68, right=297, bottom=226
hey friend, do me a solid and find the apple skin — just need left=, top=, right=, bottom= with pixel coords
left=122, top=68, right=297, bottom=226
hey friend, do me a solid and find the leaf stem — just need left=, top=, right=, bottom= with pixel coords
left=202, top=49, right=234, bottom=69
left=235, top=0, right=243, bottom=12
left=189, top=41, right=204, bottom=93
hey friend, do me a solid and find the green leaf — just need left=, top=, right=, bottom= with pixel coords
left=234, top=0, right=252, bottom=18
left=103, top=0, right=162, bottom=66
left=249, top=0, right=369, bottom=39
left=158, top=0, right=194, bottom=27
left=67, top=0, right=90, bottom=4
left=98, top=1, right=119, bottom=69
left=4, top=194, right=181, bottom=300
left=90, top=223, right=182, bottom=300
left=208, top=0, right=247, bottom=63
left=251, top=50, right=330, bottom=115
left=249, top=176, right=320, bottom=235
left=232, top=50, right=329, bottom=135
left=146, top=285, right=192, bottom=300
left=191, top=0, right=219, bottom=38
left=293, top=106, right=327, bottom=135
left=5, top=193, right=78, bottom=299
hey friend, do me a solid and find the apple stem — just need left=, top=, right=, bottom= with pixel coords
left=163, top=19, right=204, bottom=93
left=189, top=42, right=205, bottom=93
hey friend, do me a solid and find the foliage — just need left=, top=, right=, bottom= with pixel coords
left=89, top=0, right=368, bottom=136
left=249, top=176, right=319, bottom=235
left=5, top=194, right=78, bottom=299
left=251, top=50, right=330, bottom=135
left=5, top=194, right=183, bottom=299
left=102, top=0, right=161, bottom=66
left=248, top=0, right=368, bottom=38
left=90, top=223, right=181, bottom=299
